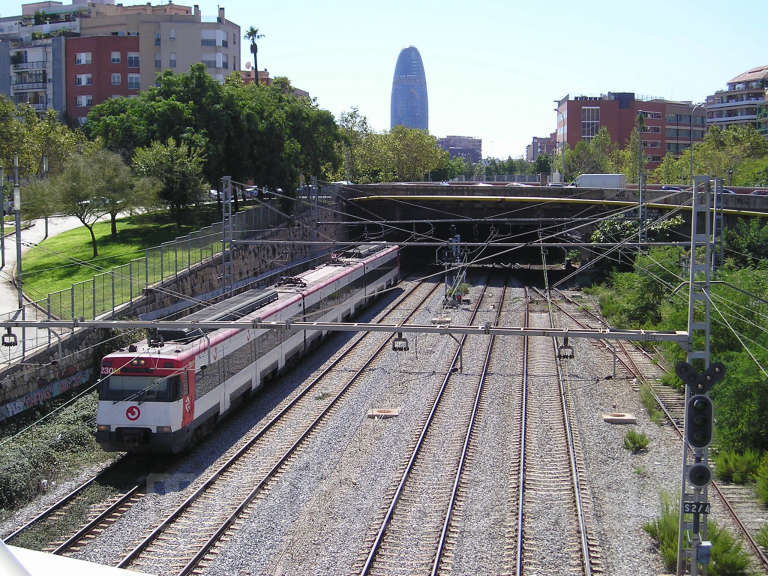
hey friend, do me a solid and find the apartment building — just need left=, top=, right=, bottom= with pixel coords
left=705, top=65, right=768, bottom=136
left=525, top=133, right=556, bottom=162
left=0, top=1, right=239, bottom=121
left=554, top=92, right=706, bottom=169
left=437, top=135, right=482, bottom=164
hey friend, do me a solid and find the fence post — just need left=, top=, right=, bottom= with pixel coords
left=129, top=260, right=133, bottom=301
left=111, top=270, right=115, bottom=315
left=47, top=294, right=51, bottom=349
left=145, top=254, right=149, bottom=291
left=92, top=279, right=96, bottom=320
left=160, top=245, right=164, bottom=281
left=71, top=285, right=75, bottom=320
left=175, top=242, right=178, bottom=278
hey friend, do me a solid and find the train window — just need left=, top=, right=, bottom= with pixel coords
left=100, top=374, right=178, bottom=402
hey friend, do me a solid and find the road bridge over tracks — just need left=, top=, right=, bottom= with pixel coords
left=330, top=182, right=768, bottom=265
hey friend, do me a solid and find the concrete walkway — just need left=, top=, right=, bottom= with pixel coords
left=0, top=215, right=87, bottom=316
left=0, top=215, right=93, bottom=364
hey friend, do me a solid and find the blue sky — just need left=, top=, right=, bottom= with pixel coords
left=4, top=0, right=766, bottom=159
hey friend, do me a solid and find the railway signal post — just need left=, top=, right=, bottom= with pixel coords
left=677, top=177, right=718, bottom=576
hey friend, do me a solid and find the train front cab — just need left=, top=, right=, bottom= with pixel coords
left=96, top=357, right=195, bottom=453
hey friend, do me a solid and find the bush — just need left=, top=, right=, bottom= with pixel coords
left=0, top=392, right=103, bottom=510
left=639, top=384, right=664, bottom=425
left=644, top=493, right=753, bottom=575
left=756, top=522, right=768, bottom=550
left=713, top=449, right=761, bottom=484
left=756, top=453, right=768, bottom=505
left=624, top=429, right=650, bottom=453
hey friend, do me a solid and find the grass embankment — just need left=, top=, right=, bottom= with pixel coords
left=0, top=391, right=113, bottom=519
left=22, top=208, right=222, bottom=302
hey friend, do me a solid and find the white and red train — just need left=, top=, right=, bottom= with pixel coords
left=96, top=243, right=399, bottom=453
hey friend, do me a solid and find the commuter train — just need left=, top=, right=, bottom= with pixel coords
left=96, top=244, right=399, bottom=453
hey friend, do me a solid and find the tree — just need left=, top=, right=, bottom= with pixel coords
left=49, top=147, right=110, bottom=258
left=244, top=27, right=265, bottom=85
left=132, top=138, right=207, bottom=226
left=534, top=153, right=552, bottom=176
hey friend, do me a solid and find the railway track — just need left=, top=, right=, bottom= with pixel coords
left=354, top=274, right=495, bottom=575
left=547, top=287, right=768, bottom=572
left=513, top=289, right=601, bottom=575
left=2, top=458, right=144, bottom=554
left=113, top=278, right=441, bottom=576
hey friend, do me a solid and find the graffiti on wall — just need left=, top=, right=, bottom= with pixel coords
left=0, top=366, right=93, bottom=422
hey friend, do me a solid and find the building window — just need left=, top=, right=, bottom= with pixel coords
left=75, top=52, right=92, bottom=65
left=639, top=110, right=662, bottom=120
left=127, top=52, right=139, bottom=68
left=169, top=53, right=176, bottom=68
left=111, top=73, right=121, bottom=85
left=581, top=106, right=600, bottom=139
left=154, top=53, right=161, bottom=69
left=154, top=32, right=161, bottom=46
left=641, top=125, right=661, bottom=134
left=78, top=117, right=87, bottom=125
left=76, top=95, right=93, bottom=108
left=127, top=73, right=140, bottom=90
left=169, top=28, right=176, bottom=40
left=111, top=51, right=121, bottom=64
left=75, top=73, right=92, bottom=86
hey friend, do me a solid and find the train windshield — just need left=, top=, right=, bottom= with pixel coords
left=100, top=375, right=181, bottom=402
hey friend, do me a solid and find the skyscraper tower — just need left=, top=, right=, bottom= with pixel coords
left=391, top=46, right=428, bottom=131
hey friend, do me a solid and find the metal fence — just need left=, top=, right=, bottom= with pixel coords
left=0, top=201, right=308, bottom=364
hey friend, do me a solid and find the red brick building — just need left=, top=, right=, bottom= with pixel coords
left=66, top=36, right=140, bottom=124
left=554, top=92, right=705, bottom=169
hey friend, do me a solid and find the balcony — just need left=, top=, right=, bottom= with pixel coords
left=12, top=82, right=47, bottom=91
left=201, top=39, right=216, bottom=47
left=12, top=61, right=46, bottom=71
left=708, top=114, right=757, bottom=124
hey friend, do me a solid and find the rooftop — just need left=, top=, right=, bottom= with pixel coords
left=729, top=65, right=768, bottom=84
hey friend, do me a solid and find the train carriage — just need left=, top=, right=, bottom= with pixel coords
left=96, top=244, right=399, bottom=453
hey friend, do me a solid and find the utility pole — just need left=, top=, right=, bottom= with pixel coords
left=221, top=176, right=233, bottom=296
left=0, top=167, right=4, bottom=269
left=636, top=112, right=645, bottom=245
left=14, top=154, right=22, bottom=310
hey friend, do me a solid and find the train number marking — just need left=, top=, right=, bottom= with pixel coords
left=126, top=406, right=141, bottom=421
left=184, top=396, right=191, bottom=413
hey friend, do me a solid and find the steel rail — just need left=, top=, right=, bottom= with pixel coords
left=548, top=288, right=768, bottom=572
left=2, top=476, right=99, bottom=543
left=52, top=485, right=141, bottom=555
left=542, top=288, right=593, bottom=576
left=116, top=279, right=436, bottom=573
left=175, top=280, right=441, bottom=576
left=431, top=279, right=508, bottom=575
left=359, top=278, right=489, bottom=576
left=515, top=288, right=530, bottom=576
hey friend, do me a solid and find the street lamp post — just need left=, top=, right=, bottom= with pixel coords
left=554, top=100, right=565, bottom=183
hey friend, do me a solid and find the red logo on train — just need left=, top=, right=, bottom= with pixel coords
left=126, top=406, right=141, bottom=421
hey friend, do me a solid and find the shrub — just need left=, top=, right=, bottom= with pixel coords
left=756, top=453, right=768, bottom=505
left=624, top=429, right=650, bottom=453
left=0, top=391, right=103, bottom=510
left=756, top=522, right=768, bottom=550
left=644, top=493, right=753, bottom=575
left=713, top=449, right=761, bottom=484
left=639, top=383, right=664, bottom=425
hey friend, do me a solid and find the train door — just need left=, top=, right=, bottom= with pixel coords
left=182, top=365, right=195, bottom=427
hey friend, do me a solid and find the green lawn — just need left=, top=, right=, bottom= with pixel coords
left=23, top=209, right=222, bottom=304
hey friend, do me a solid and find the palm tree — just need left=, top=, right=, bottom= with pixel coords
left=244, top=26, right=265, bottom=85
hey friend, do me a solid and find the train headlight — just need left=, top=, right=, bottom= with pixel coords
left=156, top=426, right=172, bottom=433
left=97, top=424, right=110, bottom=432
